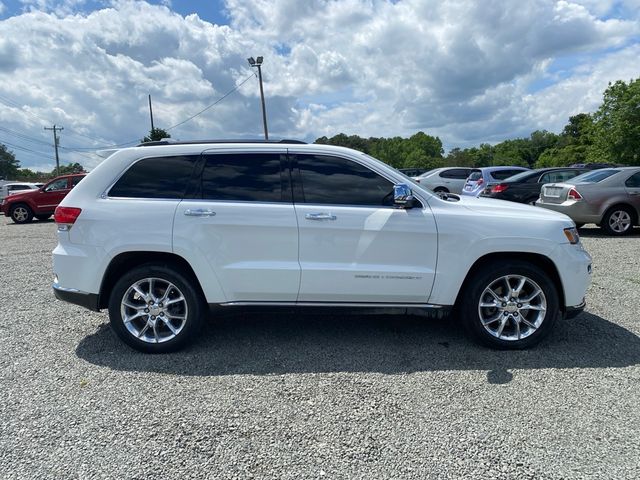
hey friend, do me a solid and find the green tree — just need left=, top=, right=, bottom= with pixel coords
left=535, top=114, right=594, bottom=167
left=589, top=78, right=640, bottom=165
left=56, top=162, right=86, bottom=175
left=142, top=128, right=171, bottom=143
left=445, top=147, right=474, bottom=167
left=0, top=143, right=20, bottom=179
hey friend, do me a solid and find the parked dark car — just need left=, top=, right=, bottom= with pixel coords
left=480, top=168, right=590, bottom=204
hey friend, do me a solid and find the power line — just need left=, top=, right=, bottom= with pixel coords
left=0, top=137, right=57, bottom=160
left=0, top=73, right=255, bottom=152
left=166, top=73, right=256, bottom=131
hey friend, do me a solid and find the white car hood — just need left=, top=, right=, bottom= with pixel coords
left=455, top=195, right=572, bottom=222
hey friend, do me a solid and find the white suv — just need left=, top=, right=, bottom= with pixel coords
left=52, top=140, right=592, bottom=352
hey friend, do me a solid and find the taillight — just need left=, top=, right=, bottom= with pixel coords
left=54, top=206, right=82, bottom=225
left=492, top=183, right=509, bottom=193
left=568, top=188, right=582, bottom=201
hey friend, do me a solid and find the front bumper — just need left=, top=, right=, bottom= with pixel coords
left=565, top=300, right=586, bottom=319
left=53, top=283, right=100, bottom=311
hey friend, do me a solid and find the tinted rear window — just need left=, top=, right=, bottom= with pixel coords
left=569, top=169, right=620, bottom=184
left=199, top=153, right=284, bottom=202
left=110, top=156, right=197, bottom=199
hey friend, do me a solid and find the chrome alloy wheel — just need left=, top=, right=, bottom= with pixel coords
left=478, top=275, right=547, bottom=341
left=120, top=277, right=188, bottom=344
left=608, top=210, right=632, bottom=233
left=12, top=206, right=29, bottom=222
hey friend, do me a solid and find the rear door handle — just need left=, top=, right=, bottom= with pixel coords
left=305, top=213, right=337, bottom=221
left=184, top=208, right=216, bottom=217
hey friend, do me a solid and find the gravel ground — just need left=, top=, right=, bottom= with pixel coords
left=0, top=219, right=639, bottom=479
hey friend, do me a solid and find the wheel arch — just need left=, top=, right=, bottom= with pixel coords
left=453, top=252, right=565, bottom=313
left=98, top=251, right=205, bottom=309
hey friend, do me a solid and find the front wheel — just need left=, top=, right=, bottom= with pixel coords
left=10, top=204, right=33, bottom=224
left=460, top=261, right=559, bottom=349
left=108, top=264, right=205, bottom=353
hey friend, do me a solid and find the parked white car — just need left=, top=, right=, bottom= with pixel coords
left=412, top=167, right=473, bottom=194
left=52, top=141, right=591, bottom=352
left=0, top=182, right=40, bottom=200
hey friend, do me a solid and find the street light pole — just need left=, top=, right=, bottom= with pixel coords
left=247, top=56, right=269, bottom=140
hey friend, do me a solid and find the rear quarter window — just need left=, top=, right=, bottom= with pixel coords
left=109, top=156, right=198, bottom=199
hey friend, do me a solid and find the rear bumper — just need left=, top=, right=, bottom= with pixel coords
left=535, top=199, right=601, bottom=224
left=53, top=283, right=100, bottom=312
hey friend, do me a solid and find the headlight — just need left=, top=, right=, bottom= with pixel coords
left=563, top=227, right=580, bottom=244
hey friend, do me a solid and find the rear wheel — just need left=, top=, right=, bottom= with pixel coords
left=433, top=187, right=449, bottom=193
left=460, top=261, right=559, bottom=349
left=10, top=204, right=33, bottom=224
left=601, top=206, right=635, bottom=236
left=108, top=264, right=205, bottom=353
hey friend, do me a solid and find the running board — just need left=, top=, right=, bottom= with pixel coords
left=218, top=301, right=446, bottom=308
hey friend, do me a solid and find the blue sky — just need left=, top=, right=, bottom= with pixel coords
left=0, top=0, right=638, bottom=171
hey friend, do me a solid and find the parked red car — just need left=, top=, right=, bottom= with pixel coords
left=1, top=174, right=85, bottom=224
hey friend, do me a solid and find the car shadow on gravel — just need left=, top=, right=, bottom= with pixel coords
left=577, top=226, right=640, bottom=238
left=76, top=310, right=640, bottom=382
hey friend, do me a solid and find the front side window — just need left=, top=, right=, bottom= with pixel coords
left=45, top=178, right=69, bottom=192
left=109, top=156, right=197, bottom=199
left=296, top=154, right=394, bottom=206
left=199, top=153, right=284, bottom=202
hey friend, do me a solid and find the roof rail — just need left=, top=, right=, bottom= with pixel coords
left=136, top=139, right=307, bottom=147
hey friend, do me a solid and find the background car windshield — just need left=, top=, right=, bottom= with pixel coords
left=569, top=169, right=620, bottom=184
left=468, top=171, right=482, bottom=181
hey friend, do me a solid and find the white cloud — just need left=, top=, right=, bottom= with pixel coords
left=0, top=0, right=638, bottom=169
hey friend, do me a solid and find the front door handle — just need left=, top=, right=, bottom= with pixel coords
left=184, top=208, right=216, bottom=217
left=305, top=213, right=337, bottom=221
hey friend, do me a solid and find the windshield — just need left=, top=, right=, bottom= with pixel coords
left=569, top=169, right=620, bottom=184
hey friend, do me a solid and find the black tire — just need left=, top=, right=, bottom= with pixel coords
left=601, top=205, right=635, bottom=236
left=434, top=187, right=449, bottom=193
left=526, top=197, right=538, bottom=206
left=460, top=261, right=559, bottom=349
left=35, top=214, right=51, bottom=221
left=108, top=263, right=205, bottom=353
left=10, top=204, right=33, bottom=224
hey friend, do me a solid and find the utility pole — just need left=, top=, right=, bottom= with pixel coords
left=148, top=94, right=155, bottom=132
left=247, top=56, right=269, bottom=140
left=44, top=125, right=63, bottom=176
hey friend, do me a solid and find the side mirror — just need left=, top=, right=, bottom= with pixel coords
left=393, top=183, right=415, bottom=209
